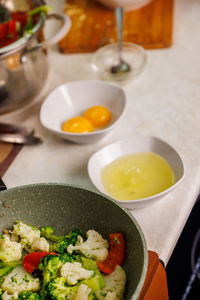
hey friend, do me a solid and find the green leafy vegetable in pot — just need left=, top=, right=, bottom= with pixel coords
left=0, top=5, right=52, bottom=48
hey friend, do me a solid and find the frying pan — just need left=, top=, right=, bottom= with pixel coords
left=0, top=183, right=148, bottom=300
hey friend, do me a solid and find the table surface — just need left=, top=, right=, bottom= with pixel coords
left=1, top=0, right=200, bottom=265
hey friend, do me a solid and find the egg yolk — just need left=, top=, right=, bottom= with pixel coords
left=61, top=116, right=94, bottom=133
left=84, top=106, right=111, bottom=127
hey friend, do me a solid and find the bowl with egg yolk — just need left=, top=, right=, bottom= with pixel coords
left=88, top=136, right=184, bottom=209
left=40, top=80, right=126, bottom=143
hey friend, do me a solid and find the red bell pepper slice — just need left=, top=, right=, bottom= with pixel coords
left=0, top=19, right=18, bottom=48
left=0, top=23, right=8, bottom=39
left=23, top=252, right=58, bottom=274
left=11, top=12, right=28, bottom=27
left=97, top=233, right=125, bottom=274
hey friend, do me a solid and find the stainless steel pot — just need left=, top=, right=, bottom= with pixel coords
left=0, top=0, right=71, bottom=115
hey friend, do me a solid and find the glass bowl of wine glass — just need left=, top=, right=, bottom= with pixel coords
left=92, top=41, right=147, bottom=84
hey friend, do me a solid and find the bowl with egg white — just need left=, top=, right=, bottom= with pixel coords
left=40, top=80, right=126, bottom=144
left=88, top=136, right=184, bottom=209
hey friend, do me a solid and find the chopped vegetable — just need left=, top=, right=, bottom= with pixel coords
left=38, top=253, right=76, bottom=299
left=67, top=230, right=109, bottom=261
left=0, top=222, right=127, bottom=300
left=97, top=233, right=125, bottom=274
left=18, top=291, right=42, bottom=300
left=60, top=261, right=94, bottom=285
left=74, top=284, right=91, bottom=300
left=0, top=5, right=51, bottom=48
left=46, top=277, right=78, bottom=300
left=40, top=227, right=60, bottom=242
left=0, top=261, right=22, bottom=278
left=22, top=252, right=58, bottom=274
left=12, top=221, right=49, bottom=253
left=0, top=234, right=22, bottom=263
left=2, top=265, right=40, bottom=294
left=96, top=265, right=126, bottom=300
left=48, top=229, right=82, bottom=254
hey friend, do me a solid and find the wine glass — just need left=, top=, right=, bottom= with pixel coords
left=92, top=0, right=152, bottom=83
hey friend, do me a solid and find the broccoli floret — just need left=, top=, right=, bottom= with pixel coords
left=48, top=230, right=82, bottom=255
left=46, top=277, right=77, bottom=300
left=38, top=255, right=63, bottom=280
left=38, top=255, right=62, bottom=299
left=0, top=288, right=2, bottom=300
left=38, top=254, right=75, bottom=299
left=47, top=280, right=96, bottom=300
left=81, top=257, right=105, bottom=291
left=0, top=261, right=22, bottom=278
left=40, top=227, right=61, bottom=242
left=18, top=291, right=42, bottom=300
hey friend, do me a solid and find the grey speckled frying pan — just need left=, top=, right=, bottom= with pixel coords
left=0, top=183, right=148, bottom=300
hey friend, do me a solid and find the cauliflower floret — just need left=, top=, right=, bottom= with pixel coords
left=96, top=266, right=126, bottom=300
left=12, top=221, right=49, bottom=253
left=67, top=230, right=109, bottom=262
left=60, top=262, right=94, bottom=285
left=2, top=266, right=40, bottom=295
left=13, top=222, right=40, bottom=245
left=74, top=284, right=91, bottom=300
left=0, top=234, right=22, bottom=262
left=31, top=237, right=49, bottom=252
left=12, top=222, right=40, bottom=251
left=2, top=291, right=18, bottom=300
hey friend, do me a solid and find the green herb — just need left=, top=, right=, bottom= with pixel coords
left=11, top=276, right=17, bottom=283
left=7, top=33, right=14, bottom=39
left=23, top=275, right=29, bottom=282
left=25, top=243, right=31, bottom=250
left=99, top=291, right=107, bottom=296
left=114, top=236, right=120, bottom=244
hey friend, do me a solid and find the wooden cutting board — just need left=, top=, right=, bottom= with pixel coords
left=59, top=0, right=174, bottom=54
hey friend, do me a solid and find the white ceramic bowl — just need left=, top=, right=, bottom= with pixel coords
left=88, top=136, right=184, bottom=209
left=40, top=80, right=126, bottom=144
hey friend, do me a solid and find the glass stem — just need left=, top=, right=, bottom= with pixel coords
left=115, top=6, right=124, bottom=63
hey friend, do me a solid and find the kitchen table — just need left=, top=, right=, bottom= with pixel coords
left=0, top=0, right=200, bottom=267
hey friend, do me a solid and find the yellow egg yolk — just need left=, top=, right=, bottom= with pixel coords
left=84, top=106, right=111, bottom=127
left=61, top=116, right=94, bottom=133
